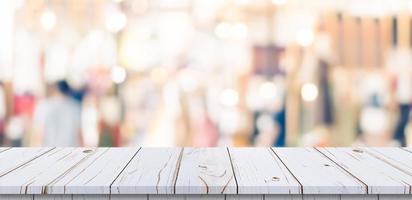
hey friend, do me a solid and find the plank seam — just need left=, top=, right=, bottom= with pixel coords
left=44, top=148, right=107, bottom=194
left=0, top=147, right=11, bottom=154
left=365, top=148, right=412, bottom=177
left=226, top=148, right=239, bottom=194
left=315, top=148, right=369, bottom=194
left=172, top=148, right=184, bottom=194
left=270, top=148, right=304, bottom=194
left=109, top=147, right=142, bottom=195
left=401, top=147, right=412, bottom=154
left=364, top=148, right=412, bottom=194
left=0, top=147, right=56, bottom=179
left=61, top=148, right=110, bottom=193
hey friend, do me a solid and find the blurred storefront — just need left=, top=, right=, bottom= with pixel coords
left=0, top=0, right=412, bottom=147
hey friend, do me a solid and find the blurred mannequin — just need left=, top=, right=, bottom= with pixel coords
left=33, top=80, right=82, bottom=146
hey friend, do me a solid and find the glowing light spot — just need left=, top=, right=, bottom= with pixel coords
left=220, top=89, right=239, bottom=107
left=301, top=83, right=318, bottom=102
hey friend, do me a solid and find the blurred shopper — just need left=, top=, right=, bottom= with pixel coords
left=33, top=80, right=82, bottom=146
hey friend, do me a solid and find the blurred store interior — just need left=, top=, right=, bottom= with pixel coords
left=1, top=0, right=412, bottom=147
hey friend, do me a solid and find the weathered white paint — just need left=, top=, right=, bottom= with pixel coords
left=0, top=147, right=411, bottom=200
left=0, top=148, right=94, bottom=194
left=175, top=148, right=236, bottom=194
left=0, top=148, right=53, bottom=177
left=318, top=148, right=412, bottom=194
left=111, top=148, right=182, bottom=194
left=0, top=147, right=10, bottom=154
left=48, top=148, right=139, bottom=194
left=365, top=148, right=412, bottom=178
left=228, top=148, right=301, bottom=194
left=272, top=148, right=366, bottom=194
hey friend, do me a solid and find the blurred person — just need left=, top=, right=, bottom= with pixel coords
left=5, top=116, right=25, bottom=146
left=33, top=80, right=82, bottom=146
left=99, top=94, right=122, bottom=147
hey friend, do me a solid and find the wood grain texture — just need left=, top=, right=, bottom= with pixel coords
left=272, top=148, right=366, bottom=194
left=47, top=148, right=139, bottom=194
left=228, top=148, right=301, bottom=194
left=318, top=148, right=412, bottom=194
left=175, top=148, right=236, bottom=194
left=111, top=148, right=182, bottom=194
left=0, top=147, right=10, bottom=154
left=0, top=148, right=53, bottom=177
left=0, top=148, right=95, bottom=194
left=365, top=148, right=412, bottom=177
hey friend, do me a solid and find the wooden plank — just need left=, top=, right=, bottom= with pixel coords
left=365, top=148, right=412, bottom=177
left=378, top=195, right=412, bottom=200
left=318, top=148, right=412, bottom=194
left=33, top=195, right=70, bottom=200
left=110, top=194, right=148, bottom=200
left=265, top=195, right=301, bottom=200
left=272, top=148, right=366, bottom=194
left=0, top=148, right=53, bottom=177
left=226, top=194, right=263, bottom=200
left=340, top=195, right=378, bottom=200
left=149, top=195, right=224, bottom=200
left=301, top=195, right=340, bottom=200
left=175, top=148, right=236, bottom=194
left=111, top=148, right=182, bottom=194
left=0, top=195, right=33, bottom=200
left=72, top=195, right=110, bottom=200
left=47, top=148, right=139, bottom=194
left=0, top=148, right=96, bottom=194
left=228, top=148, right=301, bottom=194
left=0, top=147, right=10, bottom=154
left=403, top=148, right=412, bottom=153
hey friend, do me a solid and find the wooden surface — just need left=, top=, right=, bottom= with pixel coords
left=0, top=147, right=411, bottom=199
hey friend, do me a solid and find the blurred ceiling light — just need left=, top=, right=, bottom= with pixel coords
left=220, top=89, right=239, bottom=107
left=105, top=10, right=128, bottom=33
left=215, top=22, right=248, bottom=40
left=110, top=66, right=127, bottom=84
left=272, top=0, right=287, bottom=6
left=259, top=81, right=277, bottom=100
left=301, top=82, right=318, bottom=102
left=40, top=10, right=57, bottom=31
left=232, top=23, right=248, bottom=40
left=112, top=0, right=124, bottom=3
left=296, top=28, right=314, bottom=47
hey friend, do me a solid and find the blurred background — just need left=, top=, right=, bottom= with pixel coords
left=1, top=0, right=412, bottom=147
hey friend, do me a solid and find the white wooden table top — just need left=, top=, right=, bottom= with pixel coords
left=0, top=147, right=411, bottom=195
